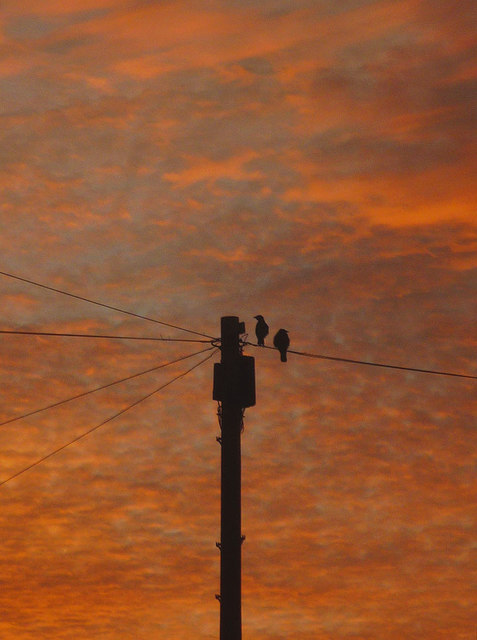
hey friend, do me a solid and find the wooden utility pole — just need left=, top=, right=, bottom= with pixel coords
left=213, top=316, right=255, bottom=640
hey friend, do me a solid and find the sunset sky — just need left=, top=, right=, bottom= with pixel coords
left=0, top=1, right=476, bottom=638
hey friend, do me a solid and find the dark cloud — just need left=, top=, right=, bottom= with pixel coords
left=6, top=15, right=59, bottom=40
left=238, top=56, right=275, bottom=76
left=5, top=7, right=114, bottom=41
left=305, top=127, right=459, bottom=177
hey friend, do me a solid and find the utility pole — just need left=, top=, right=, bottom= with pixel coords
left=213, top=316, right=255, bottom=640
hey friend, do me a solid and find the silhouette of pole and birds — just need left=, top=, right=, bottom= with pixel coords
left=213, top=315, right=291, bottom=640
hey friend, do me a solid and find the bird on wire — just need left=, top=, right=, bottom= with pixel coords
left=254, top=315, right=269, bottom=346
left=273, top=329, right=290, bottom=362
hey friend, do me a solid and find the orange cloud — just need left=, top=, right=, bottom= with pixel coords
left=164, top=150, right=260, bottom=187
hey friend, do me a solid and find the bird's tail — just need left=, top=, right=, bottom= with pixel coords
left=258, top=339, right=264, bottom=346
left=280, top=352, right=287, bottom=362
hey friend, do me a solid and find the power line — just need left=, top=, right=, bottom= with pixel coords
left=0, top=348, right=218, bottom=488
left=0, top=270, right=216, bottom=340
left=0, top=329, right=212, bottom=343
left=0, top=346, right=215, bottom=428
left=246, top=342, right=477, bottom=380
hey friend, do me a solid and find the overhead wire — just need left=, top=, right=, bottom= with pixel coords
left=0, top=329, right=211, bottom=343
left=0, top=270, right=216, bottom=340
left=246, top=342, right=477, bottom=380
left=0, top=346, right=215, bottom=427
left=0, top=348, right=218, bottom=488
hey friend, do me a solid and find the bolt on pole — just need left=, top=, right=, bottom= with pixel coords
left=213, top=316, right=255, bottom=640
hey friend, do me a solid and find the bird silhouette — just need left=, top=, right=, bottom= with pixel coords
left=273, top=329, right=290, bottom=362
left=254, top=315, right=269, bottom=346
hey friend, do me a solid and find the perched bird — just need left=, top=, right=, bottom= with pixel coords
left=273, top=329, right=290, bottom=362
left=254, top=315, right=269, bottom=346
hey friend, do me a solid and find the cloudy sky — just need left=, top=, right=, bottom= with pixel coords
left=0, top=1, right=476, bottom=638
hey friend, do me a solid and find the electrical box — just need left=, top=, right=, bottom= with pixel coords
left=213, top=355, right=256, bottom=408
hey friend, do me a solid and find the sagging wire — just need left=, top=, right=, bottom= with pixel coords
left=0, top=348, right=219, bottom=488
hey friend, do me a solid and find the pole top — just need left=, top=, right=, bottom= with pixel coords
left=221, top=316, right=245, bottom=337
